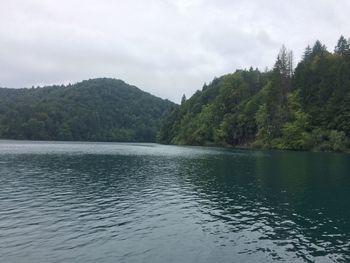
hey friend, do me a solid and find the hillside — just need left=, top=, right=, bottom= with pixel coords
left=158, top=36, right=350, bottom=152
left=0, top=78, right=176, bottom=142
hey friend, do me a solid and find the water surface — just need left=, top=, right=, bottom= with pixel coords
left=0, top=141, right=350, bottom=262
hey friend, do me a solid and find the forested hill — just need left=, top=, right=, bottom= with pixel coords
left=158, top=36, right=350, bottom=152
left=0, top=78, right=176, bottom=142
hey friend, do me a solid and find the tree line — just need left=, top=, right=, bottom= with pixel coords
left=0, top=78, right=175, bottom=142
left=158, top=36, right=350, bottom=152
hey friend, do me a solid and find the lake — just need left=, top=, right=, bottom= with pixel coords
left=0, top=141, right=349, bottom=262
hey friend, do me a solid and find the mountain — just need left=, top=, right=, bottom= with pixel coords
left=158, top=36, right=350, bottom=152
left=0, top=78, right=176, bottom=142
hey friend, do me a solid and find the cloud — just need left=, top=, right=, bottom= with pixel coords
left=0, top=0, right=349, bottom=102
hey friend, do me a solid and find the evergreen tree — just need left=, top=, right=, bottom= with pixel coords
left=312, top=40, right=327, bottom=57
left=303, top=45, right=312, bottom=61
left=335, top=35, right=349, bottom=55
left=181, top=94, right=187, bottom=105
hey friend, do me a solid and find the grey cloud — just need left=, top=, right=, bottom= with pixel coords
left=0, top=0, right=349, bottom=102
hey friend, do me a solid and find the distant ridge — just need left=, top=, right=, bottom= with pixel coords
left=0, top=78, right=176, bottom=142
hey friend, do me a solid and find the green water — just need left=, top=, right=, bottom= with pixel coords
left=0, top=141, right=349, bottom=262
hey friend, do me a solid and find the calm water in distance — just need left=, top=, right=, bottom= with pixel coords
left=0, top=140, right=350, bottom=262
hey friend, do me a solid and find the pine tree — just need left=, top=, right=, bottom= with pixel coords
left=181, top=94, right=187, bottom=105
left=274, top=45, right=293, bottom=97
left=303, top=45, right=312, bottom=61
left=288, top=50, right=294, bottom=77
left=312, top=40, right=327, bottom=56
left=334, top=35, right=349, bottom=55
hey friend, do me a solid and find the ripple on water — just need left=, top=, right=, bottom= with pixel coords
left=0, top=141, right=350, bottom=262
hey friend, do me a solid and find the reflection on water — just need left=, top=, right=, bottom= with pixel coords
left=0, top=141, right=349, bottom=262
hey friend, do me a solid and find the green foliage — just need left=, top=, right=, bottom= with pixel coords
left=159, top=36, right=350, bottom=152
left=255, top=103, right=272, bottom=146
left=0, top=78, right=175, bottom=142
left=335, top=35, right=349, bottom=55
left=278, top=91, right=312, bottom=150
left=158, top=69, right=269, bottom=146
left=311, top=129, right=349, bottom=152
left=280, top=112, right=312, bottom=150
left=329, top=130, right=348, bottom=151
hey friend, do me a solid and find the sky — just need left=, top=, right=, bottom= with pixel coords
left=0, top=0, right=349, bottom=102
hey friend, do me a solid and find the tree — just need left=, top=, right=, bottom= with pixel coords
left=334, top=35, right=349, bottom=55
left=274, top=45, right=290, bottom=76
left=280, top=91, right=312, bottom=150
left=303, top=45, right=312, bottom=61
left=271, top=45, right=293, bottom=124
left=255, top=103, right=272, bottom=145
left=288, top=50, right=294, bottom=76
left=181, top=94, right=187, bottom=105
left=312, top=40, right=327, bottom=57
left=274, top=45, right=293, bottom=79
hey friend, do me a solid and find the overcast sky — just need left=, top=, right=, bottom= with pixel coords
left=0, top=0, right=349, bottom=102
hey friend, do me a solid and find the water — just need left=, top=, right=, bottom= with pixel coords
left=0, top=141, right=350, bottom=263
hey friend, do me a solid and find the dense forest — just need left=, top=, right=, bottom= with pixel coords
left=0, top=78, right=175, bottom=142
left=158, top=36, right=350, bottom=152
